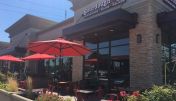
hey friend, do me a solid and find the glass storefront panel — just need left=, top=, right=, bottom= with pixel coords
left=111, top=45, right=129, bottom=56
left=111, top=38, right=129, bottom=46
left=44, top=57, right=72, bottom=81
left=99, top=48, right=109, bottom=55
left=85, top=50, right=97, bottom=59
left=84, top=37, right=130, bottom=88
left=86, top=42, right=97, bottom=50
left=99, top=41, right=109, bottom=48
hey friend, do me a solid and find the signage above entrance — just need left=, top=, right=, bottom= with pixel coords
left=82, top=0, right=126, bottom=18
left=163, top=0, right=176, bottom=9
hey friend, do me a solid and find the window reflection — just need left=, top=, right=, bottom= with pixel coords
left=86, top=42, right=97, bottom=50
left=44, top=57, right=72, bottom=81
left=99, top=48, right=109, bottom=55
left=111, top=45, right=129, bottom=56
left=111, top=38, right=129, bottom=46
left=99, top=41, right=109, bottom=48
left=84, top=38, right=130, bottom=87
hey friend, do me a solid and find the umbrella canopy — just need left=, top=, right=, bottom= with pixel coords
left=22, top=53, right=55, bottom=60
left=28, top=37, right=91, bottom=56
left=0, top=55, right=23, bottom=62
left=85, top=58, right=98, bottom=64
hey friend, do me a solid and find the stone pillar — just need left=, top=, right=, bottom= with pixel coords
left=72, top=40, right=84, bottom=82
left=129, top=0, right=163, bottom=89
left=72, top=56, right=83, bottom=82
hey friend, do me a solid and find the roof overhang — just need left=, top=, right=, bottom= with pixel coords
left=0, top=46, right=26, bottom=56
left=63, top=9, right=138, bottom=41
left=157, top=10, right=176, bottom=44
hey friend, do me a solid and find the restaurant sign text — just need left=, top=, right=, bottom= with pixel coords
left=163, top=0, right=176, bottom=9
left=82, top=0, right=126, bottom=18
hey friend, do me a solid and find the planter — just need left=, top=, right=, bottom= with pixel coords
left=0, top=89, right=33, bottom=101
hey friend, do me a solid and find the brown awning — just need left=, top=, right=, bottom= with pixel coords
left=63, top=9, right=138, bottom=40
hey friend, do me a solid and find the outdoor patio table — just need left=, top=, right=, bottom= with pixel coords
left=58, top=81, right=70, bottom=94
left=76, top=90, right=94, bottom=101
left=58, top=81, right=69, bottom=88
left=32, top=88, right=43, bottom=94
left=58, top=81, right=69, bottom=84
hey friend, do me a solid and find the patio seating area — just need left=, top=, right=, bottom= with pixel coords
left=16, top=74, right=134, bottom=101
left=0, top=38, right=131, bottom=101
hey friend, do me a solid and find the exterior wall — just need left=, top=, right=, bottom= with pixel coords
left=10, top=28, right=39, bottom=48
left=37, top=18, right=74, bottom=41
left=0, top=42, right=9, bottom=50
left=73, top=0, right=146, bottom=24
left=71, top=0, right=94, bottom=11
left=129, top=0, right=170, bottom=89
left=72, top=56, right=83, bottom=81
left=71, top=40, right=84, bottom=82
left=6, top=14, right=57, bottom=37
left=69, top=0, right=173, bottom=88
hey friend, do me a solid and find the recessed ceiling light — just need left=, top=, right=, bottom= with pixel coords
left=109, top=29, right=115, bottom=32
left=94, top=33, right=98, bottom=36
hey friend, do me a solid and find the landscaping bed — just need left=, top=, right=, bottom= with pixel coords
left=0, top=89, right=33, bottom=101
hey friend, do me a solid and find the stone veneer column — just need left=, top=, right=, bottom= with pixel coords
left=72, top=56, right=83, bottom=82
left=72, top=40, right=83, bottom=82
left=129, top=0, right=163, bottom=89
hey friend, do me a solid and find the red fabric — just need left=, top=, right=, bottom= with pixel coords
left=28, top=37, right=91, bottom=56
left=22, top=53, right=55, bottom=60
left=0, top=55, right=23, bottom=62
left=85, top=58, right=98, bottom=64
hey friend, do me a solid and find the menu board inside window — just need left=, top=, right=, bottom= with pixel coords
left=163, top=0, right=176, bottom=9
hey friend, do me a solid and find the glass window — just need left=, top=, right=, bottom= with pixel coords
left=111, top=38, right=129, bottom=46
left=85, top=50, right=97, bottom=59
left=111, top=45, right=129, bottom=56
left=99, top=41, right=109, bottom=48
left=86, top=42, right=97, bottom=50
left=99, top=48, right=109, bottom=55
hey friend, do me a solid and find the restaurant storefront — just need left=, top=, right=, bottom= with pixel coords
left=3, top=0, right=176, bottom=90
left=63, top=0, right=176, bottom=89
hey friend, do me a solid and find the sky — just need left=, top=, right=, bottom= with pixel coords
left=0, top=0, right=74, bottom=42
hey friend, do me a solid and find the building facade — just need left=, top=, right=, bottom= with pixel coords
left=63, top=0, right=176, bottom=89
left=2, top=0, right=176, bottom=89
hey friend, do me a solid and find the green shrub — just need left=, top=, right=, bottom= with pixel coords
left=7, top=71, right=15, bottom=78
left=26, top=76, right=33, bottom=99
left=0, top=72, right=7, bottom=82
left=36, top=94, right=64, bottom=101
left=6, top=77, right=18, bottom=92
left=143, top=85, right=176, bottom=101
left=64, top=97, right=72, bottom=101
left=0, top=82, right=7, bottom=89
left=127, top=95, right=149, bottom=101
left=35, top=94, right=74, bottom=101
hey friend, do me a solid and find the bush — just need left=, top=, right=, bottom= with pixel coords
left=0, top=72, right=7, bottom=82
left=143, top=85, right=176, bottom=101
left=35, top=94, right=74, bottom=101
left=7, top=71, right=15, bottom=78
left=6, top=77, right=18, bottom=92
left=0, top=82, right=7, bottom=89
left=26, top=76, right=33, bottom=99
left=127, top=95, right=149, bottom=101
left=36, top=94, right=64, bottom=101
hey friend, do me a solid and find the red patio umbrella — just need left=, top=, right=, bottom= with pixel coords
left=0, top=55, right=23, bottom=62
left=27, top=37, right=91, bottom=57
left=27, top=37, right=91, bottom=69
left=85, top=58, right=98, bottom=64
left=22, top=53, right=55, bottom=60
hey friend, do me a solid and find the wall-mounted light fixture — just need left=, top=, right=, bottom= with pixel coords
left=156, top=34, right=160, bottom=43
left=137, top=34, right=142, bottom=43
